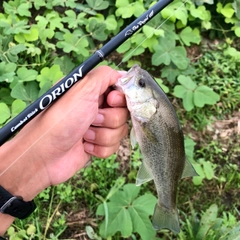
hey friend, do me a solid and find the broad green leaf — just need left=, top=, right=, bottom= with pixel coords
left=53, top=56, right=75, bottom=75
left=161, top=65, right=181, bottom=83
left=37, top=65, right=63, bottom=88
left=180, top=27, right=201, bottom=46
left=89, top=19, right=107, bottom=41
left=17, top=3, right=31, bottom=17
left=178, top=75, right=197, bottom=90
left=194, top=85, right=220, bottom=107
left=192, top=163, right=205, bottom=185
left=174, top=85, right=187, bottom=98
left=234, top=26, right=240, bottom=37
left=16, top=67, right=38, bottom=82
left=0, top=62, right=16, bottom=83
left=202, top=161, right=215, bottom=180
left=11, top=82, right=39, bottom=103
left=116, top=4, right=135, bottom=18
left=220, top=3, right=235, bottom=18
left=24, top=27, right=39, bottom=42
left=0, top=103, right=11, bottom=124
left=116, top=0, right=129, bottom=8
left=11, top=99, right=26, bottom=118
left=86, top=0, right=109, bottom=10
left=97, top=184, right=156, bottom=239
left=155, top=78, right=169, bottom=93
left=183, top=90, right=194, bottom=111
left=99, top=203, right=132, bottom=238
left=196, top=204, right=218, bottom=240
left=57, top=31, right=89, bottom=56
left=105, top=15, right=117, bottom=31
left=184, top=137, right=196, bottom=162
left=233, top=0, right=240, bottom=19
left=169, top=46, right=189, bottom=70
left=129, top=194, right=157, bottom=240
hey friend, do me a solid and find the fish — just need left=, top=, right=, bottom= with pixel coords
left=115, top=64, right=197, bottom=234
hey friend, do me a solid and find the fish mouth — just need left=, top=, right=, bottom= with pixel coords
left=119, top=64, right=140, bottom=85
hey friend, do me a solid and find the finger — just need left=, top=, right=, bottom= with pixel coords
left=84, top=66, right=122, bottom=95
left=83, top=123, right=128, bottom=147
left=91, top=107, right=129, bottom=128
left=83, top=142, right=121, bottom=159
left=107, top=90, right=127, bottom=107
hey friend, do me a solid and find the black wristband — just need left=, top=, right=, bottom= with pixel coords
left=0, top=185, right=36, bottom=219
left=0, top=237, right=6, bottom=240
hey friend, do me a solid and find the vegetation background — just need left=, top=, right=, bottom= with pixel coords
left=0, top=0, right=239, bottom=239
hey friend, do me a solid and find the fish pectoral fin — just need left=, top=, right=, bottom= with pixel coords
left=142, top=123, right=158, bottom=143
left=136, top=162, right=153, bottom=186
left=152, top=204, right=180, bottom=234
left=130, top=128, right=137, bottom=149
left=181, top=157, right=199, bottom=179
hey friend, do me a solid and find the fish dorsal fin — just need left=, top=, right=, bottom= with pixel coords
left=136, top=162, right=153, bottom=186
left=130, top=128, right=137, bottom=149
left=182, top=157, right=198, bottom=179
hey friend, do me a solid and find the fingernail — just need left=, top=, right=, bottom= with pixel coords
left=118, top=70, right=127, bottom=76
left=92, top=114, right=104, bottom=125
left=84, top=142, right=94, bottom=153
left=84, top=129, right=95, bottom=140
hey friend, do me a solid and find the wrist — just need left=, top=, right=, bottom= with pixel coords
left=0, top=124, right=49, bottom=201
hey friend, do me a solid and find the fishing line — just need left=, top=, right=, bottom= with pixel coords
left=115, top=0, right=190, bottom=68
left=0, top=0, right=189, bottom=176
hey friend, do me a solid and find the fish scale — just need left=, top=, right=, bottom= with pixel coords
left=115, top=64, right=198, bottom=234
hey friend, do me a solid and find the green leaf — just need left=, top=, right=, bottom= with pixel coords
left=184, top=137, right=196, bottom=162
left=0, top=103, right=11, bottom=124
left=17, top=3, right=31, bottom=17
left=24, top=27, right=39, bottom=42
left=220, top=3, right=235, bottom=18
left=180, top=27, right=201, bottom=46
left=194, top=85, right=220, bottom=107
left=129, top=194, right=156, bottom=240
left=183, top=91, right=194, bottom=111
left=57, top=30, right=89, bottom=56
left=16, top=67, right=38, bottom=82
left=86, top=0, right=109, bottom=10
left=11, top=82, right=39, bottom=103
left=178, top=75, right=197, bottom=90
left=202, top=161, right=215, bottom=180
left=192, top=163, right=205, bottom=185
left=169, top=46, right=189, bottom=70
left=174, top=85, right=187, bottom=98
left=11, top=99, right=26, bottom=118
left=89, top=19, right=107, bottom=41
left=97, top=184, right=157, bottom=239
left=196, top=204, right=218, bottom=240
left=37, top=65, right=63, bottom=88
left=105, top=15, right=117, bottom=31
left=0, top=62, right=16, bottom=83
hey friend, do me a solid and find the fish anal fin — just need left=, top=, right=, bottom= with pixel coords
left=152, top=203, right=180, bottom=234
left=136, top=162, right=153, bottom=186
left=182, top=157, right=198, bottom=179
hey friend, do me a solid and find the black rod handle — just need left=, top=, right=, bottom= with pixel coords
left=0, top=0, right=173, bottom=146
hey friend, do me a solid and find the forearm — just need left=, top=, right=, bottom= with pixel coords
left=0, top=125, right=49, bottom=234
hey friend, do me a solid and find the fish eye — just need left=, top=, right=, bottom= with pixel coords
left=138, top=78, right=146, bottom=88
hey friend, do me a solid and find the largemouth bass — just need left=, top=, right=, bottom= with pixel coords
left=115, top=64, right=197, bottom=234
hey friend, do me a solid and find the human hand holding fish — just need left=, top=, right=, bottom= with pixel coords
left=115, top=64, right=198, bottom=234
left=0, top=66, right=129, bottom=235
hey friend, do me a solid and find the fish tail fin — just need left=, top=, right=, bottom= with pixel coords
left=152, top=203, right=180, bottom=234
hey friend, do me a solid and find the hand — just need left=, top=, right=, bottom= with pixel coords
left=0, top=66, right=129, bottom=201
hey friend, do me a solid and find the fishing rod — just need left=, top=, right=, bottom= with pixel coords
left=0, top=0, right=173, bottom=146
